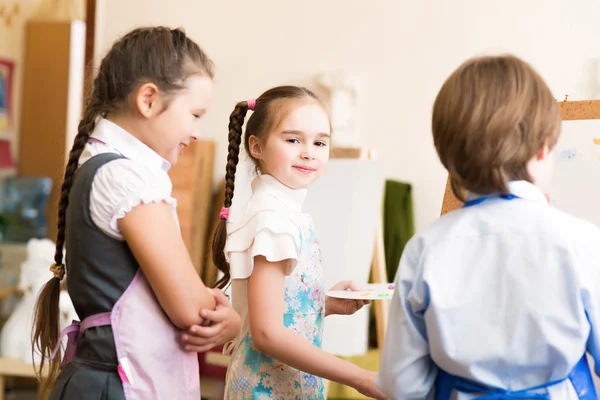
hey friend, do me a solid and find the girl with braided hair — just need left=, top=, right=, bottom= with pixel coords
left=212, top=86, right=387, bottom=399
left=32, top=26, right=240, bottom=399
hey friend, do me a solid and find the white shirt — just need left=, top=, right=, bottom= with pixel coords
left=376, top=180, right=600, bottom=399
left=78, top=118, right=177, bottom=240
left=224, top=174, right=309, bottom=352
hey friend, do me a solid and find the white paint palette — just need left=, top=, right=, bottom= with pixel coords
left=326, top=283, right=395, bottom=300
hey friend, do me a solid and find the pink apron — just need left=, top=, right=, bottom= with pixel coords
left=52, top=271, right=200, bottom=399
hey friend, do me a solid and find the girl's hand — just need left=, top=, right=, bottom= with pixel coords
left=325, top=280, right=370, bottom=316
left=354, top=370, right=390, bottom=400
left=180, top=288, right=241, bottom=353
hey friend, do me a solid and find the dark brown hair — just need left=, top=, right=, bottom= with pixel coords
left=32, top=26, right=214, bottom=394
left=211, top=86, right=320, bottom=289
left=432, top=54, right=561, bottom=201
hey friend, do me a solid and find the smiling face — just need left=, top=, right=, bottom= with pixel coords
left=135, top=74, right=214, bottom=166
left=248, top=100, right=331, bottom=189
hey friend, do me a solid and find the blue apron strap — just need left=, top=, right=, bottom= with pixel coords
left=435, top=373, right=549, bottom=399
left=434, top=355, right=595, bottom=399
left=463, top=194, right=519, bottom=208
left=435, top=370, right=455, bottom=400
left=568, top=355, right=597, bottom=400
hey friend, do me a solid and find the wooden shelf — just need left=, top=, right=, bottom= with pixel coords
left=0, top=357, right=41, bottom=378
left=0, top=357, right=47, bottom=400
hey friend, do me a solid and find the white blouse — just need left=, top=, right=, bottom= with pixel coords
left=224, top=174, right=310, bottom=352
left=78, top=118, right=177, bottom=240
left=225, top=174, right=308, bottom=278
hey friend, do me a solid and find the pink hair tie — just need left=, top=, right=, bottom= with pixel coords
left=219, top=207, right=230, bottom=220
left=247, top=98, right=256, bottom=111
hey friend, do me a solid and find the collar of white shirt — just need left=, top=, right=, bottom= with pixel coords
left=466, top=180, right=548, bottom=204
left=90, top=118, right=172, bottom=172
left=251, top=174, right=307, bottom=213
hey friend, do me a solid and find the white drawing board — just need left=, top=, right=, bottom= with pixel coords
left=546, top=119, right=600, bottom=226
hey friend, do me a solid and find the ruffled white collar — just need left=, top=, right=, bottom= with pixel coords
left=251, top=174, right=307, bottom=213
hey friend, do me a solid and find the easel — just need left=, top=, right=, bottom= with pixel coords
left=200, top=147, right=390, bottom=399
left=440, top=99, right=600, bottom=213
left=330, top=147, right=389, bottom=349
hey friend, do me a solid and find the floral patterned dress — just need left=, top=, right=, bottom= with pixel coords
left=223, top=175, right=326, bottom=400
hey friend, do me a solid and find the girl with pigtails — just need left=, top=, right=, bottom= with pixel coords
left=212, top=86, right=388, bottom=400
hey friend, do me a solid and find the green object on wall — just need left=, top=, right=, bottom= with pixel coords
left=383, top=180, right=415, bottom=281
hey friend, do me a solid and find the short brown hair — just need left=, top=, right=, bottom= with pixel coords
left=432, top=54, right=561, bottom=201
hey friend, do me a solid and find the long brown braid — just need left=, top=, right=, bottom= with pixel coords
left=211, top=86, right=321, bottom=290
left=212, top=102, right=248, bottom=289
left=31, top=27, right=214, bottom=395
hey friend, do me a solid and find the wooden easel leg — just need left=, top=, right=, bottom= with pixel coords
left=38, top=384, right=45, bottom=400
left=0, top=375, right=5, bottom=400
left=371, top=217, right=389, bottom=349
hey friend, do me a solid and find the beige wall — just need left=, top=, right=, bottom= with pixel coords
left=96, top=0, right=600, bottom=231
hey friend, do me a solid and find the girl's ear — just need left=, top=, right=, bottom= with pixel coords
left=135, top=83, right=160, bottom=118
left=248, top=135, right=263, bottom=160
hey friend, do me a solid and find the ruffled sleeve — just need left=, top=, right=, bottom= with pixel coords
left=89, top=158, right=177, bottom=240
left=225, top=209, right=301, bottom=279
